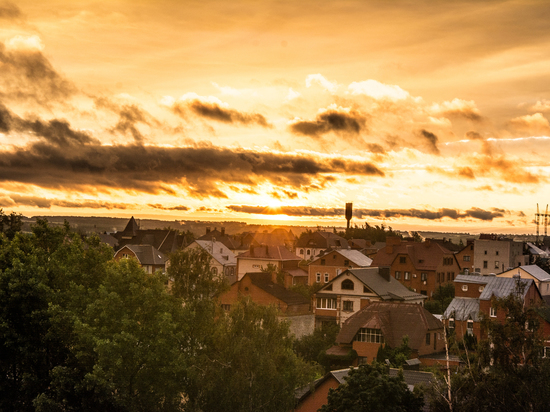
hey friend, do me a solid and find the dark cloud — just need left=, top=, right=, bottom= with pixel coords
left=420, top=129, right=440, bottom=155
left=465, top=130, right=483, bottom=140
left=289, top=109, right=367, bottom=137
left=0, top=113, right=385, bottom=199
left=172, top=100, right=271, bottom=128
left=0, top=195, right=133, bottom=210
left=0, top=2, right=22, bottom=20
left=366, top=143, right=386, bottom=154
left=442, top=107, right=483, bottom=122
left=148, top=204, right=190, bottom=211
left=457, top=167, right=475, bottom=179
left=0, top=42, right=76, bottom=104
left=226, top=205, right=507, bottom=221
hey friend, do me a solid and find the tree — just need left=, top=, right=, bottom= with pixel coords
left=424, top=283, right=455, bottom=314
left=0, top=220, right=189, bottom=412
left=376, top=336, right=413, bottom=368
left=0, top=208, right=23, bottom=239
left=294, top=322, right=340, bottom=370
left=319, top=363, right=424, bottom=412
left=428, top=281, right=550, bottom=412
left=183, top=298, right=319, bottom=412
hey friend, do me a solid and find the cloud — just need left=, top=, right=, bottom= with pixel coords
left=530, top=100, right=550, bottom=113
left=147, top=203, right=190, bottom=211
left=305, top=74, right=338, bottom=93
left=431, top=98, right=483, bottom=121
left=0, top=112, right=385, bottom=198
left=0, top=42, right=76, bottom=104
left=348, top=79, right=410, bottom=101
left=289, top=107, right=367, bottom=138
left=0, top=2, right=22, bottom=20
left=420, top=129, right=440, bottom=155
left=5, top=35, right=44, bottom=51
left=0, top=194, right=134, bottom=210
left=170, top=98, right=271, bottom=128
left=226, top=205, right=508, bottom=221
left=508, top=113, right=550, bottom=135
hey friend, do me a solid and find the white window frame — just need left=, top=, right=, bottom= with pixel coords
left=316, top=272, right=321, bottom=283
left=324, top=273, right=329, bottom=283
left=462, top=284, right=468, bottom=291
left=316, top=297, right=337, bottom=310
left=490, top=307, right=497, bottom=317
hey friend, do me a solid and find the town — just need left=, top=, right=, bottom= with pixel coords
left=3, top=208, right=550, bottom=411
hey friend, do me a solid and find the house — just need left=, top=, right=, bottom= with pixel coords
left=236, top=244, right=305, bottom=286
left=308, top=248, right=372, bottom=285
left=296, top=231, right=349, bottom=261
left=443, top=274, right=542, bottom=342
left=196, top=227, right=247, bottom=255
left=497, top=265, right=550, bottom=297
left=370, top=236, right=461, bottom=298
left=114, top=244, right=168, bottom=274
left=455, top=240, right=475, bottom=274
left=186, top=239, right=237, bottom=284
left=112, top=216, right=186, bottom=255
left=326, top=302, right=444, bottom=366
left=313, top=267, right=427, bottom=328
left=294, top=367, right=434, bottom=412
left=250, top=228, right=296, bottom=250
left=218, top=272, right=313, bottom=337
left=473, top=234, right=528, bottom=275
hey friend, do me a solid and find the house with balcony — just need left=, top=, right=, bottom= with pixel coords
left=313, top=267, right=426, bottom=328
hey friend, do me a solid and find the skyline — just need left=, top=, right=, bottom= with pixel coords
left=1, top=1, right=550, bottom=234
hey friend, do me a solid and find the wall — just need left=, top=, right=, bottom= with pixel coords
left=284, top=313, right=315, bottom=339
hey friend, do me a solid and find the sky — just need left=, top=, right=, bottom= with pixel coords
left=1, top=0, right=550, bottom=233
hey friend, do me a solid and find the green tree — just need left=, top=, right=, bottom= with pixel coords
left=424, top=283, right=455, bottom=314
left=294, top=322, right=340, bottom=370
left=319, top=363, right=424, bottom=412
left=184, top=298, right=319, bottom=412
left=0, top=208, right=23, bottom=239
left=376, top=336, right=413, bottom=368
left=0, top=220, right=188, bottom=412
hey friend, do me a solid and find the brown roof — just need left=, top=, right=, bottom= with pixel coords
left=246, top=273, right=309, bottom=306
left=336, top=302, right=443, bottom=351
left=238, top=244, right=300, bottom=261
left=371, top=240, right=453, bottom=271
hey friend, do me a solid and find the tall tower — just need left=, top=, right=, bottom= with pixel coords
left=345, top=203, right=353, bottom=229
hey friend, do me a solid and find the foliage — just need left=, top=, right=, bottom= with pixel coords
left=424, top=283, right=455, bottom=314
left=183, top=298, right=319, bottom=412
left=319, top=363, right=424, bottom=412
left=293, top=322, right=340, bottom=370
left=0, top=208, right=23, bottom=239
left=338, top=222, right=399, bottom=243
left=411, top=231, right=422, bottom=242
left=428, top=283, right=550, bottom=412
left=0, top=220, right=188, bottom=411
left=289, top=281, right=325, bottom=300
left=376, top=336, right=413, bottom=368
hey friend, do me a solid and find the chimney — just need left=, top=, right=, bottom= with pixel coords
left=221, top=227, right=225, bottom=236
left=386, top=236, right=401, bottom=247
left=265, top=244, right=269, bottom=255
left=379, top=266, right=391, bottom=282
left=250, top=244, right=254, bottom=256
left=206, top=227, right=211, bottom=234
left=424, top=238, right=431, bottom=247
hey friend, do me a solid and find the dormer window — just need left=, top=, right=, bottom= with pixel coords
left=341, top=279, right=354, bottom=290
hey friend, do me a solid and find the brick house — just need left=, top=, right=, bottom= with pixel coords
left=236, top=244, right=305, bottom=286
left=370, top=236, right=460, bottom=298
left=326, top=302, right=444, bottom=366
left=497, top=265, right=550, bottom=297
left=444, top=274, right=542, bottom=342
left=313, top=267, right=426, bottom=328
left=296, top=231, right=349, bottom=261
left=308, top=248, right=372, bottom=286
left=455, top=240, right=475, bottom=274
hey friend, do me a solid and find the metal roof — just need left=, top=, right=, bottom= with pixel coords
left=444, top=297, right=480, bottom=321
left=194, top=239, right=237, bottom=266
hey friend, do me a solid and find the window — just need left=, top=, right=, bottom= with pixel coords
left=544, top=347, right=550, bottom=358
left=341, top=279, right=354, bottom=290
left=321, top=259, right=326, bottom=265
left=449, top=317, right=455, bottom=329
left=426, top=333, right=431, bottom=345
left=490, top=307, right=496, bottom=317
left=484, top=250, right=487, bottom=255
left=324, top=273, right=329, bottom=283
left=211, top=267, right=218, bottom=275
left=404, top=272, right=410, bottom=280
left=421, top=290, right=427, bottom=295
left=467, top=319, right=474, bottom=335
left=496, top=251, right=499, bottom=256
left=316, top=297, right=337, bottom=309
left=343, top=300, right=354, bottom=312
left=395, top=271, right=401, bottom=280
left=300, top=249, right=304, bottom=255
left=494, top=261, right=500, bottom=269
left=307, top=250, right=310, bottom=255
left=421, top=272, right=427, bottom=281
left=355, top=328, right=385, bottom=344
left=463, top=255, right=471, bottom=262
left=344, top=260, right=349, bottom=266
left=462, top=284, right=468, bottom=291
left=221, top=304, right=231, bottom=311
left=316, top=273, right=321, bottom=283
left=324, top=284, right=333, bottom=291
left=483, top=261, right=488, bottom=269
left=399, top=256, right=406, bottom=264
left=479, top=285, right=485, bottom=292
left=333, top=254, right=337, bottom=259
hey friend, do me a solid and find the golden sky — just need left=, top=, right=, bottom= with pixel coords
left=1, top=0, right=550, bottom=233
